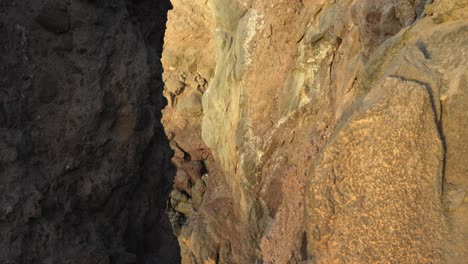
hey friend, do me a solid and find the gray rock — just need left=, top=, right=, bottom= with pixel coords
left=0, top=0, right=180, bottom=263
left=35, top=0, right=70, bottom=34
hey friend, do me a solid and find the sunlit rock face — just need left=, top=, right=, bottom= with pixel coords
left=163, top=0, right=468, bottom=263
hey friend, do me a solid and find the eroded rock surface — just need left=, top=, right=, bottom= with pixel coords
left=307, top=77, right=446, bottom=263
left=1, top=0, right=467, bottom=263
left=163, top=0, right=468, bottom=263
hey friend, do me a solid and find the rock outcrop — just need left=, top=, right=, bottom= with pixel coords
left=1, top=0, right=467, bottom=263
left=0, top=0, right=179, bottom=263
left=163, top=0, right=468, bottom=263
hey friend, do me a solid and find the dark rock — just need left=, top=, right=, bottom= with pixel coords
left=0, top=0, right=179, bottom=263
left=0, top=143, right=17, bottom=163
left=35, top=71, right=59, bottom=104
left=35, top=0, right=70, bottom=34
left=0, top=104, right=7, bottom=127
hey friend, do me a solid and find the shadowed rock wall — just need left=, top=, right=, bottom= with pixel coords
left=0, top=0, right=179, bottom=263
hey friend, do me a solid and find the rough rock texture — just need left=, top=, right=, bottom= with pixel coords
left=1, top=0, right=467, bottom=263
left=163, top=0, right=468, bottom=263
left=307, top=77, right=446, bottom=263
left=0, top=0, right=179, bottom=263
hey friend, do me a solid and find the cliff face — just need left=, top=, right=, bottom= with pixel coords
left=1, top=0, right=467, bottom=263
left=0, top=0, right=179, bottom=263
left=163, top=0, right=468, bottom=263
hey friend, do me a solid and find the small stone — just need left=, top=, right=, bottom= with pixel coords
left=170, top=189, right=189, bottom=203
left=195, top=74, right=206, bottom=86
left=176, top=91, right=203, bottom=117
left=192, top=179, right=206, bottom=208
left=174, top=170, right=191, bottom=193
left=184, top=160, right=205, bottom=181
left=175, top=201, right=193, bottom=216
left=35, top=0, right=70, bottom=34
left=165, top=78, right=185, bottom=95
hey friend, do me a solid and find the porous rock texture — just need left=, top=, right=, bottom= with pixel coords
left=163, top=0, right=468, bottom=263
left=0, top=0, right=180, bottom=263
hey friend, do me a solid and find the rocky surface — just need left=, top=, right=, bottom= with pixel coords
left=163, top=0, right=468, bottom=263
left=0, top=0, right=179, bottom=263
left=1, top=0, right=467, bottom=263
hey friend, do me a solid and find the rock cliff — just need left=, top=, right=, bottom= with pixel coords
left=1, top=0, right=467, bottom=263
left=0, top=0, right=179, bottom=263
left=162, top=0, right=468, bottom=263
